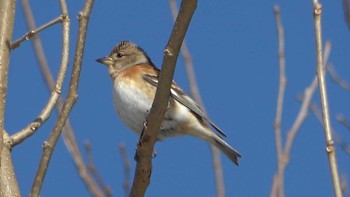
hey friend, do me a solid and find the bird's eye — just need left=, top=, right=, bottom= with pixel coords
left=116, top=52, right=124, bottom=58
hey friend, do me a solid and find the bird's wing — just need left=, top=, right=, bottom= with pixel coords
left=143, top=73, right=227, bottom=137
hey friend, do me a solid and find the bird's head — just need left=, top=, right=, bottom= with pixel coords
left=96, top=41, right=150, bottom=75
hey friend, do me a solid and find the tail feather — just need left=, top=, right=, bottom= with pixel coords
left=210, top=135, right=241, bottom=166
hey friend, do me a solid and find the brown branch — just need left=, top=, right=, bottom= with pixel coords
left=168, top=0, right=225, bottom=196
left=30, top=1, right=94, bottom=196
left=312, top=1, right=342, bottom=196
left=18, top=1, right=104, bottom=196
left=119, top=144, right=131, bottom=197
left=84, top=141, right=112, bottom=197
left=11, top=16, right=63, bottom=49
left=271, top=5, right=286, bottom=197
left=327, top=63, right=350, bottom=92
left=129, top=1, right=197, bottom=196
left=343, top=0, right=350, bottom=29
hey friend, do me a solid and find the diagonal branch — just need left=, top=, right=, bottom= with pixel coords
left=327, top=63, right=350, bottom=92
left=30, top=1, right=94, bottom=196
left=11, top=15, right=64, bottom=49
left=168, top=1, right=225, bottom=196
left=129, top=1, right=197, bottom=196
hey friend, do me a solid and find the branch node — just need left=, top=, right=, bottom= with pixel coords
left=314, top=3, right=322, bottom=15
left=164, top=48, right=173, bottom=56
left=326, top=140, right=335, bottom=153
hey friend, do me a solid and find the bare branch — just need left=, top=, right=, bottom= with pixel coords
left=10, top=0, right=70, bottom=146
left=270, top=8, right=332, bottom=196
left=343, top=0, right=350, bottom=29
left=30, top=1, right=94, bottom=196
left=271, top=5, right=286, bottom=197
left=17, top=1, right=104, bottom=196
left=312, top=1, right=342, bottom=196
left=0, top=133, right=20, bottom=197
left=119, top=144, right=131, bottom=197
left=11, top=16, right=64, bottom=49
left=169, top=0, right=225, bottom=196
left=337, top=115, right=350, bottom=131
left=0, top=0, right=16, bottom=184
left=129, top=1, right=197, bottom=196
left=327, top=63, right=350, bottom=92
left=84, top=141, right=112, bottom=197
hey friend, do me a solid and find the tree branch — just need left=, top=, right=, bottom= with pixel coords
left=11, top=15, right=64, bottom=49
left=119, top=144, right=131, bottom=197
left=129, top=1, right=197, bottom=196
left=0, top=0, right=16, bottom=173
left=312, top=1, right=342, bottom=196
left=30, top=1, right=94, bottom=196
left=168, top=1, right=225, bottom=196
left=10, top=0, right=69, bottom=146
left=271, top=5, right=286, bottom=197
left=18, top=1, right=104, bottom=196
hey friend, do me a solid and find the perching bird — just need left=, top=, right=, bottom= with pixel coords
left=96, top=41, right=241, bottom=165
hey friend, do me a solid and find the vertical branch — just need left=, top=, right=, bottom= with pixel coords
left=312, top=1, right=342, bottom=196
left=0, top=0, right=16, bottom=166
left=30, top=1, right=94, bottom=196
left=129, top=1, right=197, bottom=196
left=271, top=5, right=286, bottom=197
left=0, top=0, right=19, bottom=196
left=168, top=0, right=225, bottom=196
left=0, top=133, right=20, bottom=197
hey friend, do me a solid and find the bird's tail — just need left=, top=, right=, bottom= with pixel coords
left=207, top=134, right=241, bottom=166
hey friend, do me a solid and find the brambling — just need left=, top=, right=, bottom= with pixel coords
left=96, top=41, right=241, bottom=165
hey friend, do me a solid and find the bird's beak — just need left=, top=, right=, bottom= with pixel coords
left=96, top=56, right=113, bottom=66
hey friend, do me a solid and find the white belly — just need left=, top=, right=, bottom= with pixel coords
left=112, top=80, right=195, bottom=140
left=113, top=81, right=153, bottom=134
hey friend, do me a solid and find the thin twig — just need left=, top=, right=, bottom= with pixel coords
left=84, top=141, right=112, bottom=197
left=30, top=1, right=94, bottom=196
left=343, top=0, right=350, bottom=30
left=168, top=0, right=225, bottom=196
left=271, top=5, right=286, bottom=197
left=11, top=16, right=63, bottom=49
left=312, top=1, right=342, bottom=196
left=341, top=175, right=350, bottom=197
left=129, top=1, right=197, bottom=196
left=19, top=1, right=104, bottom=196
left=270, top=36, right=331, bottom=197
left=327, top=63, right=350, bottom=92
left=119, top=144, right=131, bottom=197
left=337, top=115, right=350, bottom=131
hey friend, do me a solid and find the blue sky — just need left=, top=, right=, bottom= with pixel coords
left=7, top=0, right=350, bottom=196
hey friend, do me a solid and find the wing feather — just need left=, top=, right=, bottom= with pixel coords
left=143, top=74, right=227, bottom=137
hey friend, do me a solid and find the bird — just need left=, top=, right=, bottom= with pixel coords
left=96, top=41, right=241, bottom=165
